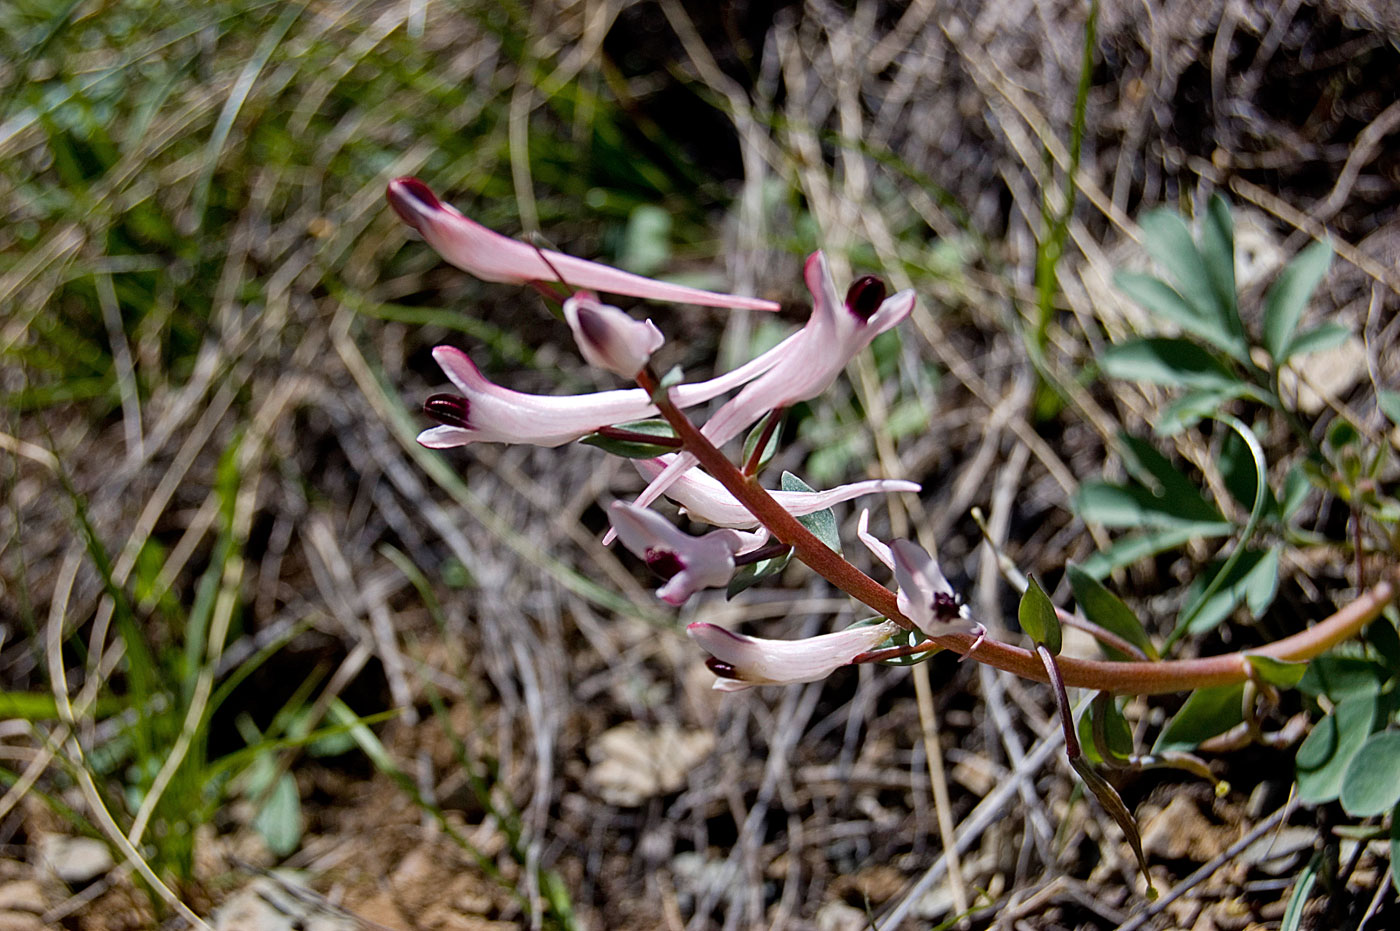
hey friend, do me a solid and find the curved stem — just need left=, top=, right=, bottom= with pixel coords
left=639, top=370, right=1396, bottom=696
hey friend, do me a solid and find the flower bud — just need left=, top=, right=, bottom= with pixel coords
left=564, top=292, right=664, bottom=378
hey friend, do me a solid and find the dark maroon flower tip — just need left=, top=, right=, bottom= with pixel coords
left=704, top=657, right=740, bottom=678
left=844, top=275, right=887, bottom=320
left=932, top=591, right=961, bottom=623
left=643, top=547, right=685, bottom=580
left=424, top=393, right=471, bottom=429
left=386, top=177, right=441, bottom=227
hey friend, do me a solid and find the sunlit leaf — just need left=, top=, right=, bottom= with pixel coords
left=1018, top=575, right=1061, bottom=654
left=1174, top=546, right=1280, bottom=639
left=1100, top=338, right=1239, bottom=391
left=783, top=472, right=840, bottom=553
left=1066, top=564, right=1156, bottom=660
left=1154, top=684, right=1245, bottom=752
left=1284, top=322, right=1350, bottom=360
left=1296, top=693, right=1377, bottom=804
left=1245, top=654, right=1306, bottom=688
left=1263, top=238, right=1332, bottom=363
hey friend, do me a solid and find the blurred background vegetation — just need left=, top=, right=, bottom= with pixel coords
left=2, top=1, right=1399, bottom=929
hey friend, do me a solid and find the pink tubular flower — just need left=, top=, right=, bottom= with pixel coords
left=634, top=456, right=920, bottom=530
left=418, top=343, right=789, bottom=449
left=687, top=620, right=902, bottom=691
left=607, top=502, right=746, bottom=605
left=563, top=291, right=663, bottom=378
left=856, top=515, right=980, bottom=646
left=387, top=178, right=779, bottom=311
left=623, top=251, right=916, bottom=513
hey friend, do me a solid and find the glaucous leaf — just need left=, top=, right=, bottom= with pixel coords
left=1263, top=239, right=1332, bottom=363
left=1154, top=683, right=1245, bottom=752
left=1295, top=693, right=1377, bottom=804
left=1339, top=730, right=1400, bottom=817
left=1066, top=564, right=1157, bottom=660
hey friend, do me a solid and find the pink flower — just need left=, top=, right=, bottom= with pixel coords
left=687, top=620, right=902, bottom=690
left=889, top=539, right=972, bottom=635
left=633, top=456, right=919, bottom=530
left=607, top=503, right=748, bottom=605
left=563, top=291, right=663, bottom=378
left=622, top=251, right=916, bottom=513
left=855, top=517, right=979, bottom=643
left=387, top=177, right=779, bottom=310
left=418, top=344, right=787, bottom=449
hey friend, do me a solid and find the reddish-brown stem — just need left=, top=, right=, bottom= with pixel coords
left=742, top=409, right=784, bottom=476
left=1038, top=644, right=1080, bottom=759
left=637, top=370, right=1397, bottom=695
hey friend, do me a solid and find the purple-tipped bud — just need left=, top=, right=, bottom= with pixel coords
left=386, top=177, right=442, bottom=229
left=607, top=502, right=744, bottom=605
left=424, top=393, right=471, bottom=429
left=845, top=275, right=887, bottom=320
left=688, top=620, right=902, bottom=691
left=564, top=292, right=664, bottom=378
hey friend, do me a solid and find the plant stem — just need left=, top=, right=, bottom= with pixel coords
left=637, top=370, right=1397, bottom=696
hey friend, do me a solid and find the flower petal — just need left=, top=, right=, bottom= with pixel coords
left=624, top=251, right=917, bottom=512
left=607, top=502, right=743, bottom=604
left=633, top=457, right=919, bottom=529
left=889, top=539, right=972, bottom=635
left=422, top=341, right=791, bottom=449
left=387, top=177, right=778, bottom=310
left=687, top=620, right=901, bottom=689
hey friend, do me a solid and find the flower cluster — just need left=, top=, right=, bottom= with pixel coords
left=389, top=178, right=967, bottom=691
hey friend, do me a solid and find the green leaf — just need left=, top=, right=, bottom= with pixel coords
left=1200, top=195, right=1238, bottom=320
left=1066, top=564, right=1157, bottom=660
left=740, top=412, right=781, bottom=474
left=1113, top=270, right=1201, bottom=327
left=1173, top=546, right=1280, bottom=639
left=578, top=419, right=680, bottom=459
left=1365, top=618, right=1400, bottom=675
left=1298, top=655, right=1388, bottom=702
left=1284, top=322, right=1351, bottom=360
left=1139, top=209, right=1221, bottom=324
left=1018, top=575, right=1061, bottom=654
left=1379, top=390, right=1400, bottom=428
left=726, top=547, right=793, bottom=598
left=1281, top=853, right=1320, bottom=931
left=1263, top=238, right=1332, bottom=363
left=1340, top=730, right=1400, bottom=817
left=1156, top=387, right=1245, bottom=435
left=782, top=472, right=841, bottom=552
left=1078, top=525, right=1233, bottom=579
left=1117, top=434, right=1226, bottom=515
left=1296, top=693, right=1377, bottom=804
left=1245, top=654, right=1307, bottom=688
left=620, top=204, right=671, bottom=276
left=1100, top=338, right=1240, bottom=390
left=1278, top=467, right=1311, bottom=522
left=1074, top=482, right=1229, bottom=531
left=252, top=771, right=302, bottom=857
left=1220, top=428, right=1275, bottom=515
left=1078, top=696, right=1134, bottom=764
left=1155, top=684, right=1246, bottom=751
